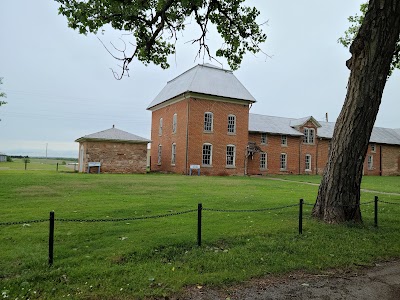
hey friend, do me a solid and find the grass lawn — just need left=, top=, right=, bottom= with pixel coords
left=0, top=158, right=77, bottom=172
left=270, top=174, right=400, bottom=194
left=1, top=170, right=399, bottom=299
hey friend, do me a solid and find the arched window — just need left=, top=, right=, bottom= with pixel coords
left=159, top=118, right=163, bottom=136
left=204, top=112, right=213, bottom=132
left=226, top=144, right=236, bottom=166
left=172, top=113, right=177, bottom=133
left=157, top=144, right=162, bottom=165
left=280, top=153, right=287, bottom=170
left=305, top=154, right=311, bottom=171
left=202, top=143, right=212, bottom=166
left=260, top=152, right=267, bottom=170
left=171, top=143, right=176, bottom=165
left=227, top=114, right=236, bottom=134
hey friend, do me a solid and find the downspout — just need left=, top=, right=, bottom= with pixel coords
left=379, top=145, right=382, bottom=176
left=298, top=136, right=302, bottom=175
left=185, top=95, right=190, bottom=175
left=315, top=138, right=319, bottom=175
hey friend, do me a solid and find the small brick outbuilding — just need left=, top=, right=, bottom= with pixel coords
left=75, top=126, right=150, bottom=174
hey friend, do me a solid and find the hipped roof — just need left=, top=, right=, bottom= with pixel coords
left=75, top=127, right=150, bottom=144
left=147, top=63, right=256, bottom=110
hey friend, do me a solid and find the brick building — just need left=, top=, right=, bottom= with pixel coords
left=76, top=126, right=150, bottom=174
left=148, top=64, right=400, bottom=176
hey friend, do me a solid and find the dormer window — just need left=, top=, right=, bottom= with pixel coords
left=303, top=128, right=315, bottom=144
left=281, top=135, right=287, bottom=146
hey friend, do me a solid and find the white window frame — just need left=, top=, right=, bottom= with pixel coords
left=202, top=143, right=212, bottom=166
left=281, top=135, right=287, bottom=146
left=172, top=113, right=177, bottom=134
left=261, top=133, right=267, bottom=144
left=303, top=128, right=315, bottom=144
left=305, top=154, right=312, bottom=171
left=280, top=153, right=287, bottom=170
left=159, top=118, right=163, bottom=136
left=260, top=152, right=267, bottom=170
left=227, top=114, right=236, bottom=134
left=157, top=144, right=162, bottom=165
left=368, top=155, right=373, bottom=170
left=371, top=143, right=376, bottom=153
left=171, top=143, right=176, bottom=165
left=204, top=112, right=213, bottom=132
left=226, top=144, right=236, bottom=167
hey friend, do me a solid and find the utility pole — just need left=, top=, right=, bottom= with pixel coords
left=46, top=143, right=48, bottom=162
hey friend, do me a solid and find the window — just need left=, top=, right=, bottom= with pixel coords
left=368, top=155, right=373, bottom=170
left=261, top=133, right=267, bottom=144
left=227, top=115, right=236, bottom=134
left=281, top=135, right=287, bottom=146
left=303, top=128, right=315, bottom=144
left=305, top=154, right=311, bottom=171
left=260, top=152, right=267, bottom=169
left=171, top=143, right=176, bottom=165
left=159, top=118, right=163, bottom=136
left=204, top=112, right=213, bottom=132
left=280, top=153, right=287, bottom=170
left=371, top=143, right=376, bottom=153
left=226, top=145, right=236, bottom=167
left=202, top=144, right=212, bottom=166
left=172, top=113, right=177, bottom=134
left=157, top=145, right=162, bottom=165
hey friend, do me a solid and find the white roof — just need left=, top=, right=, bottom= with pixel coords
left=75, top=127, right=150, bottom=143
left=147, top=64, right=256, bottom=109
left=250, top=114, right=400, bottom=145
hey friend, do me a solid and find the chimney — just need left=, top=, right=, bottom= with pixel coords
left=325, top=113, right=328, bottom=122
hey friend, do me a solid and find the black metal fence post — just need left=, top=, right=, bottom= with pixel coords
left=299, top=199, right=303, bottom=234
left=56, top=163, right=59, bottom=172
left=374, top=196, right=378, bottom=228
left=49, top=211, right=55, bottom=266
left=197, top=203, right=202, bottom=246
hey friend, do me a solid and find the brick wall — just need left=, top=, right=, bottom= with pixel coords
left=247, top=133, right=302, bottom=175
left=382, top=145, right=400, bottom=175
left=316, top=139, right=330, bottom=175
left=150, top=99, right=189, bottom=174
left=149, top=98, right=400, bottom=177
left=150, top=96, right=250, bottom=176
left=186, top=98, right=249, bottom=176
left=79, top=141, right=148, bottom=174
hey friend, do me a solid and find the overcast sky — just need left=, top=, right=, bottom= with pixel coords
left=1, top=0, right=399, bottom=158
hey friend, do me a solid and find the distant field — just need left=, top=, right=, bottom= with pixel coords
left=0, top=157, right=77, bottom=171
left=0, top=168, right=399, bottom=299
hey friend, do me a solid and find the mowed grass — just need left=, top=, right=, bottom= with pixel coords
left=272, top=174, right=400, bottom=194
left=0, top=170, right=400, bottom=299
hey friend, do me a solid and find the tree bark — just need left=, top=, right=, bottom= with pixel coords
left=313, top=0, right=400, bottom=224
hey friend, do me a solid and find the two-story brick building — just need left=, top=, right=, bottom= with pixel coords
left=148, top=64, right=400, bottom=176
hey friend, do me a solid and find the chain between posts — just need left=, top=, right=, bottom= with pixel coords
left=303, top=201, right=375, bottom=207
left=203, top=203, right=298, bottom=213
left=55, top=209, right=197, bottom=223
left=0, top=219, right=48, bottom=226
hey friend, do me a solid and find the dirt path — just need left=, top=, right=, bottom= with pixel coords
left=179, top=260, right=400, bottom=300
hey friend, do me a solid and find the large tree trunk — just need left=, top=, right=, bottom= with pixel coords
left=313, top=0, right=400, bottom=224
